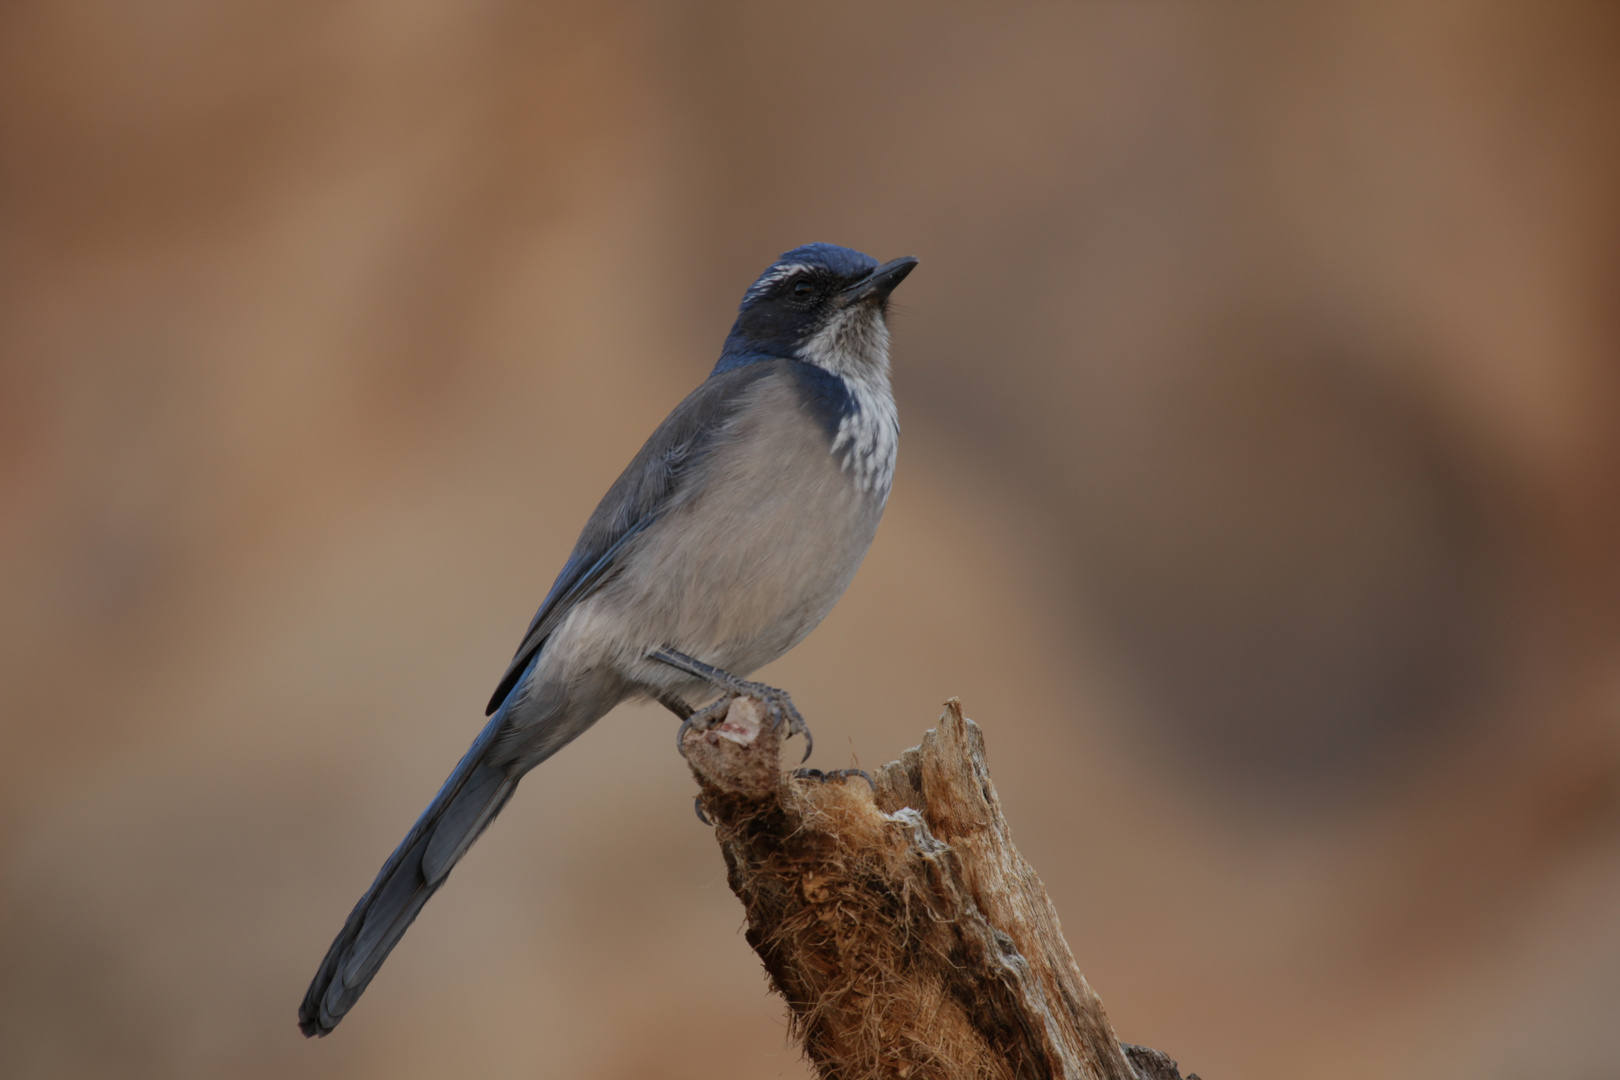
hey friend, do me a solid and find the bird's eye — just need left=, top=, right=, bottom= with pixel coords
left=791, top=279, right=815, bottom=298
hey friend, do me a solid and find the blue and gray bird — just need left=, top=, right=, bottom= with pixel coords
left=298, top=243, right=917, bottom=1036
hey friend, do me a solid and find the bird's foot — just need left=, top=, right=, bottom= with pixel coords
left=791, top=767, right=875, bottom=792
left=675, top=696, right=734, bottom=757
left=649, top=647, right=814, bottom=762
left=726, top=678, right=813, bottom=763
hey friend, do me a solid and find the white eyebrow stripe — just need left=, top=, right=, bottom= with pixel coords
left=743, top=262, right=814, bottom=301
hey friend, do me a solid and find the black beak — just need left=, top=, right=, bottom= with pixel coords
left=846, top=256, right=919, bottom=303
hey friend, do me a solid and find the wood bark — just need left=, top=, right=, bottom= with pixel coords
left=681, top=696, right=1199, bottom=1080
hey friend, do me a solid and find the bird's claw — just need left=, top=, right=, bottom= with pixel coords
left=791, top=767, right=875, bottom=792
left=744, top=683, right=813, bottom=763
left=675, top=697, right=732, bottom=757
left=674, top=689, right=813, bottom=763
left=649, top=646, right=813, bottom=763
left=842, top=768, right=876, bottom=792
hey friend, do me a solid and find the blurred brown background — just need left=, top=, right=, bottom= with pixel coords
left=3, top=3, right=1619, bottom=1078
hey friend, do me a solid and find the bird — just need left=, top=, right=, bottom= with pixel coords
left=298, top=242, right=918, bottom=1037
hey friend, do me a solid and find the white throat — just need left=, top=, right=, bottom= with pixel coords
left=799, top=306, right=899, bottom=499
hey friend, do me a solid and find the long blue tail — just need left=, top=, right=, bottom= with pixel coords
left=298, top=709, right=518, bottom=1037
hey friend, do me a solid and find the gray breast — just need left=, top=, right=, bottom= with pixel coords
left=589, top=369, right=888, bottom=681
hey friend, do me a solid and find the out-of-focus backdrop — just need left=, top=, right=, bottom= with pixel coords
left=3, top=4, right=1618, bottom=1078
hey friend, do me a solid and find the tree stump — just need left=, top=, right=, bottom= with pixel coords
left=682, top=697, right=1197, bottom=1080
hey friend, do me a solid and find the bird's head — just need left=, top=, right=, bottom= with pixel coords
left=716, top=243, right=918, bottom=377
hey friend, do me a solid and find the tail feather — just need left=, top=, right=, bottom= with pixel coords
left=298, top=713, right=519, bottom=1037
left=422, top=763, right=513, bottom=885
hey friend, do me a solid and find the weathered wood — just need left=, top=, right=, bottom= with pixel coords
left=682, top=697, right=1198, bottom=1080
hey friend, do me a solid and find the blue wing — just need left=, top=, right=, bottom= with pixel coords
left=484, top=360, right=785, bottom=714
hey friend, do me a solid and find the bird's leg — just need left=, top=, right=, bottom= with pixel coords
left=656, top=692, right=695, bottom=721
left=653, top=688, right=717, bottom=756
left=647, top=646, right=813, bottom=762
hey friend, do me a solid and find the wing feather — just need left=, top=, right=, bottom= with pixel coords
left=484, top=360, right=783, bottom=714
